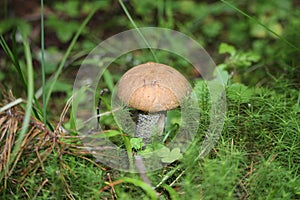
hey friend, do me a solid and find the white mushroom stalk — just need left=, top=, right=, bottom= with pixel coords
left=135, top=111, right=165, bottom=144
left=117, top=62, right=191, bottom=145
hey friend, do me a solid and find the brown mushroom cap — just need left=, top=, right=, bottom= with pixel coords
left=117, top=62, right=191, bottom=112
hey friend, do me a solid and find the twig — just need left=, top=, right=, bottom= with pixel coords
left=107, top=173, right=117, bottom=199
left=99, top=179, right=123, bottom=193
left=32, top=178, right=48, bottom=200
left=0, top=98, right=23, bottom=113
left=170, top=170, right=185, bottom=187
left=55, top=95, right=74, bottom=134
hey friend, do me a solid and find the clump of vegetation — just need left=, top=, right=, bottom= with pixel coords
left=0, top=0, right=299, bottom=199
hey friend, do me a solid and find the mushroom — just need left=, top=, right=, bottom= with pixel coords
left=117, top=62, right=191, bottom=144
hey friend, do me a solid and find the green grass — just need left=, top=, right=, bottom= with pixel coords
left=0, top=34, right=34, bottom=184
left=0, top=0, right=300, bottom=199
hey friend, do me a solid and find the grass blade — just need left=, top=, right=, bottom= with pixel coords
left=0, top=37, right=34, bottom=181
left=40, top=0, right=46, bottom=124
left=0, top=34, right=27, bottom=89
left=121, top=177, right=158, bottom=200
left=162, top=184, right=179, bottom=200
left=221, top=0, right=300, bottom=52
left=45, top=7, right=98, bottom=108
left=0, top=35, right=45, bottom=126
left=118, top=0, right=158, bottom=62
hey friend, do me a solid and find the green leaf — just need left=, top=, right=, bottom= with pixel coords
left=47, top=15, right=80, bottom=42
left=157, top=146, right=170, bottom=156
left=159, top=147, right=183, bottom=163
left=90, top=130, right=123, bottom=139
left=0, top=18, right=31, bottom=36
left=139, top=143, right=164, bottom=158
left=53, top=1, right=80, bottom=17
left=203, top=21, right=223, bottom=38
left=56, top=21, right=80, bottom=42
left=244, top=51, right=261, bottom=63
left=139, top=147, right=153, bottom=158
left=130, top=138, right=144, bottom=150
left=219, top=43, right=236, bottom=56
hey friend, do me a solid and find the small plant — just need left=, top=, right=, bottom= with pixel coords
left=130, top=137, right=144, bottom=151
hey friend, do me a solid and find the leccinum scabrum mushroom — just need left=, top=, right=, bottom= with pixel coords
left=117, top=62, right=191, bottom=144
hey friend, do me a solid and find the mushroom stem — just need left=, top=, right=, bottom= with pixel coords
left=134, top=155, right=152, bottom=186
left=135, top=111, right=166, bottom=144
